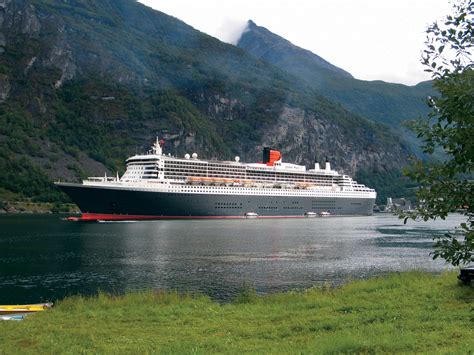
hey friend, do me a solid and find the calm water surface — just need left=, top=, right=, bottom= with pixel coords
left=0, top=214, right=463, bottom=303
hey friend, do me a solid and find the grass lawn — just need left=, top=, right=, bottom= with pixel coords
left=1, top=272, right=472, bottom=353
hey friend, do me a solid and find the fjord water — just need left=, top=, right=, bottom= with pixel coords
left=0, top=214, right=463, bottom=304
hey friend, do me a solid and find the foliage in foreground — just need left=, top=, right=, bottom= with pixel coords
left=402, top=0, right=473, bottom=265
left=0, top=272, right=472, bottom=353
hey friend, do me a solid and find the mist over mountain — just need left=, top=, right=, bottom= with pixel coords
left=239, top=20, right=354, bottom=80
left=0, top=0, right=417, bottom=204
left=238, top=20, right=434, bottom=129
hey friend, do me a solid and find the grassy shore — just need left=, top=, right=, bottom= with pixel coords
left=1, top=272, right=472, bottom=353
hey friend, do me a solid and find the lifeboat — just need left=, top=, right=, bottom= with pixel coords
left=187, top=177, right=254, bottom=186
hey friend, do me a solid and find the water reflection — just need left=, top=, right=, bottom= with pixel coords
left=0, top=214, right=462, bottom=303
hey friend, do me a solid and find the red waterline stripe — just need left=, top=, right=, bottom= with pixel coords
left=67, top=213, right=312, bottom=221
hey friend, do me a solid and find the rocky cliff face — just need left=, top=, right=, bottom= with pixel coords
left=1, top=0, right=41, bottom=35
left=1, top=0, right=75, bottom=85
left=0, top=0, right=413, bottom=203
left=256, top=106, right=406, bottom=174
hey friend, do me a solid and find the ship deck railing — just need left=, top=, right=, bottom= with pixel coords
left=84, top=177, right=119, bottom=183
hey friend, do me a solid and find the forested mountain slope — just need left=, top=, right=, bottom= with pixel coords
left=238, top=20, right=433, bottom=129
left=0, top=0, right=414, bottom=204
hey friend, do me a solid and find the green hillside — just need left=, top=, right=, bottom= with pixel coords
left=0, top=0, right=414, bottom=204
left=238, top=20, right=434, bottom=129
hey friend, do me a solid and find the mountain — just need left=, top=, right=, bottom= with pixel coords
left=0, top=0, right=414, bottom=204
left=239, top=21, right=353, bottom=80
left=238, top=20, right=434, bottom=129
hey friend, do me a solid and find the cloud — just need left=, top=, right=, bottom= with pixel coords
left=215, top=18, right=249, bottom=45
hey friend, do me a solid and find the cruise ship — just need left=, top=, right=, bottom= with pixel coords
left=56, top=138, right=376, bottom=221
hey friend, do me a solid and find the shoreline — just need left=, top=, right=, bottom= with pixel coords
left=0, top=271, right=472, bottom=353
left=0, top=201, right=80, bottom=214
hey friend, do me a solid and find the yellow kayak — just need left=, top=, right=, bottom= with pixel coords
left=0, top=303, right=52, bottom=314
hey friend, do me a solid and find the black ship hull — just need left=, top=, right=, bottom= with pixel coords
left=57, top=183, right=375, bottom=221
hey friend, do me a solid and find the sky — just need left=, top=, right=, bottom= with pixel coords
left=138, top=0, right=453, bottom=86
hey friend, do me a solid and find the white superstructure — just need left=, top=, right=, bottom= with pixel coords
left=84, top=137, right=376, bottom=200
